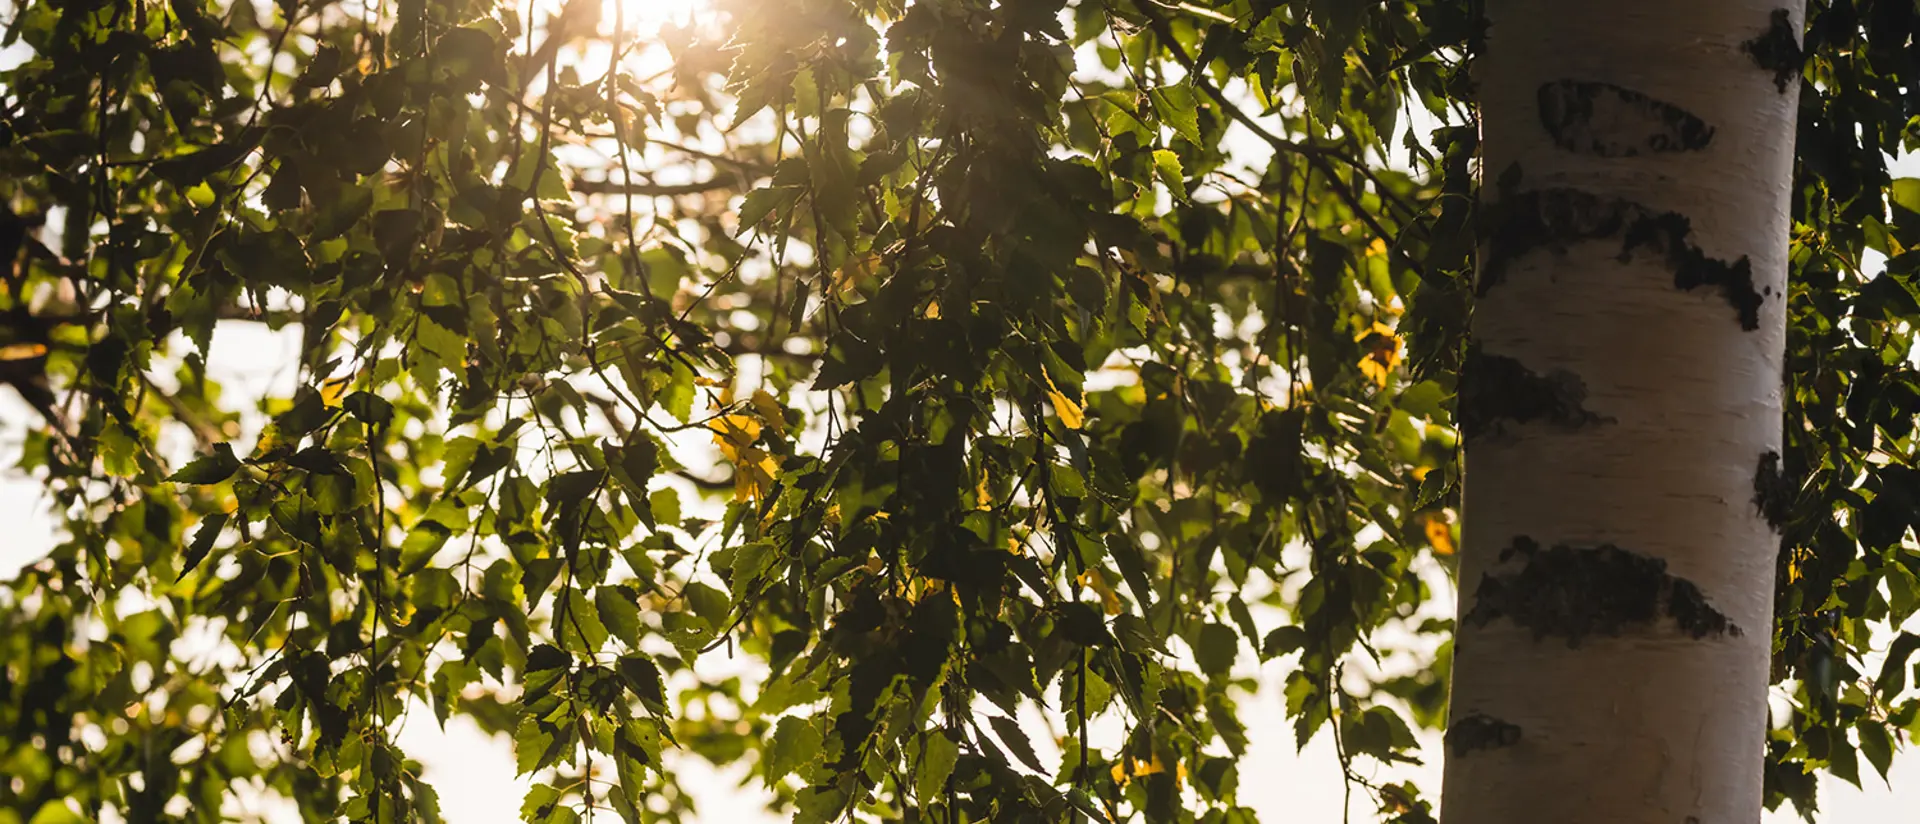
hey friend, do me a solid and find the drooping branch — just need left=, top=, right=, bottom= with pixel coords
left=570, top=172, right=746, bottom=197
left=1128, top=1, right=1427, bottom=273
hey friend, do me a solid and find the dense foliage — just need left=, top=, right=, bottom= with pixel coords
left=0, top=0, right=1917, bottom=821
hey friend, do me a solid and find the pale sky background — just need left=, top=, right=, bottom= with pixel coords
left=2, top=0, right=1918, bottom=820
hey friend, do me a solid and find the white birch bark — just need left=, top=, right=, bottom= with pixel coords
left=1441, top=3, right=1803, bottom=823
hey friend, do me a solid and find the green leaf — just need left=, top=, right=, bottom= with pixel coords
left=915, top=730, right=960, bottom=803
left=1152, top=149, right=1187, bottom=200
left=1245, top=408, right=1305, bottom=500
left=26, top=800, right=88, bottom=824
left=737, top=186, right=798, bottom=235
left=1106, top=534, right=1155, bottom=609
left=649, top=488, right=682, bottom=527
left=987, top=714, right=1045, bottom=773
left=519, top=784, right=562, bottom=821
left=546, top=469, right=607, bottom=508
left=1064, top=788, right=1106, bottom=823
left=1227, top=596, right=1259, bottom=652
left=1886, top=561, right=1919, bottom=623
left=179, top=512, right=229, bottom=577
left=1859, top=720, right=1894, bottom=782
left=1398, top=380, right=1447, bottom=420
left=263, top=162, right=304, bottom=211
left=559, top=587, right=609, bottom=652
left=169, top=443, right=241, bottom=484
left=513, top=717, right=560, bottom=776
left=1876, top=632, right=1919, bottom=699
left=151, top=138, right=257, bottom=187
left=766, top=716, right=823, bottom=780
left=606, top=436, right=659, bottom=503
left=1195, top=622, right=1239, bottom=676
left=596, top=585, right=642, bottom=644
left=1829, top=729, right=1862, bottom=788
left=1112, top=613, right=1164, bottom=655
left=399, top=521, right=453, bottom=575
left=1150, top=84, right=1203, bottom=145
left=681, top=581, right=729, bottom=627
left=618, top=655, right=669, bottom=715
left=1892, top=178, right=1920, bottom=216
left=728, top=541, right=777, bottom=599
left=344, top=391, right=394, bottom=426
left=1262, top=625, right=1306, bottom=659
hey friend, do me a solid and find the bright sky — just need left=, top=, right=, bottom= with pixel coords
left=2, top=0, right=1918, bottom=819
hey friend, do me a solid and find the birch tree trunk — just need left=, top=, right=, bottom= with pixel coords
left=1441, top=3, right=1804, bottom=822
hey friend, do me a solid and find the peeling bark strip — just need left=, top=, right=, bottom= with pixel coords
left=1480, top=187, right=1766, bottom=330
left=1465, top=536, right=1740, bottom=647
left=1753, top=450, right=1794, bottom=530
left=1536, top=80, right=1714, bottom=157
left=1745, top=9, right=1804, bottom=93
left=1445, top=713, right=1523, bottom=757
left=1457, top=343, right=1609, bottom=440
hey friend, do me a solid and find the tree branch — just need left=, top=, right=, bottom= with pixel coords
left=570, top=172, right=746, bottom=197
left=1128, top=1, right=1428, bottom=274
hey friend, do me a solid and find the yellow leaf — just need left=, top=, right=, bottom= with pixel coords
left=1076, top=568, right=1124, bottom=616
left=750, top=389, right=787, bottom=436
left=1353, top=320, right=1395, bottom=342
left=1359, top=357, right=1389, bottom=388
left=696, top=375, right=733, bottom=406
left=833, top=252, right=881, bottom=293
left=710, top=414, right=777, bottom=501
left=1424, top=514, right=1456, bottom=556
left=708, top=414, right=763, bottom=453
left=320, top=376, right=352, bottom=407
left=1786, top=546, right=1812, bottom=584
left=617, top=104, right=647, bottom=139
left=1357, top=321, right=1402, bottom=389
left=0, top=342, right=48, bottom=361
left=1044, top=368, right=1084, bottom=430
left=729, top=445, right=780, bottom=502
left=254, top=423, right=285, bottom=457
left=1111, top=754, right=1173, bottom=788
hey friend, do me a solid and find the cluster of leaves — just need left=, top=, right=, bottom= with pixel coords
left=0, top=0, right=1912, bottom=822
left=1766, top=0, right=1920, bottom=814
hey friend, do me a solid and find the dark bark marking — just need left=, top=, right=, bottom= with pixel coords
left=1753, top=450, right=1794, bottom=530
left=1445, top=713, right=1523, bottom=757
left=1479, top=188, right=1625, bottom=295
left=1480, top=187, right=1765, bottom=331
left=1464, top=536, right=1740, bottom=647
left=1745, top=9, right=1804, bottom=93
left=1537, top=80, right=1714, bottom=157
left=1621, top=210, right=1765, bottom=330
left=1457, top=343, right=1609, bottom=441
